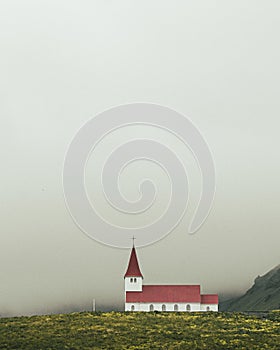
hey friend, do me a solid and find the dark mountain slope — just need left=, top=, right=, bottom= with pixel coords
left=221, top=264, right=280, bottom=311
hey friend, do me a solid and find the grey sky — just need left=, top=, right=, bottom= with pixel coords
left=0, top=0, right=280, bottom=316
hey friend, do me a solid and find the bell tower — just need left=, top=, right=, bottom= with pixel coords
left=124, top=242, right=143, bottom=292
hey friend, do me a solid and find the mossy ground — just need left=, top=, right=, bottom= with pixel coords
left=0, top=310, right=279, bottom=349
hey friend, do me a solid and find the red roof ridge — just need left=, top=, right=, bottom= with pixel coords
left=144, top=284, right=201, bottom=287
left=201, top=294, right=219, bottom=304
left=126, top=285, right=202, bottom=303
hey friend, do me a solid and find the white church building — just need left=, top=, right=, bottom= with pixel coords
left=124, top=245, right=218, bottom=312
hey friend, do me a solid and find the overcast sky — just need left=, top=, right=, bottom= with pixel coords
left=1, top=1, right=280, bottom=316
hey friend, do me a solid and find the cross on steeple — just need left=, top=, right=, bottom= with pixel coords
left=131, top=236, right=136, bottom=247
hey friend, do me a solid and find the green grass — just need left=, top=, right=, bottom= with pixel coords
left=0, top=311, right=279, bottom=349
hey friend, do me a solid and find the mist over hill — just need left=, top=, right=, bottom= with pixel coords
left=221, top=265, right=280, bottom=311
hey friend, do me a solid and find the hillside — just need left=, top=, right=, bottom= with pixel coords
left=0, top=311, right=279, bottom=349
left=221, top=265, right=280, bottom=311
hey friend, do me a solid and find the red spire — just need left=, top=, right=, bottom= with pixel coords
left=124, top=246, right=143, bottom=278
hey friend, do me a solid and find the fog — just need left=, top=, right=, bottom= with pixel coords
left=0, top=0, right=280, bottom=316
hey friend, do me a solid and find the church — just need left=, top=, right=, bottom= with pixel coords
left=124, top=245, right=218, bottom=312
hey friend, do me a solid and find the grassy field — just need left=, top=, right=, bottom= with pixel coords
left=0, top=311, right=279, bottom=349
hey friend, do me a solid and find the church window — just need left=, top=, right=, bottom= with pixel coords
left=174, top=304, right=178, bottom=311
left=134, top=278, right=137, bottom=283
left=130, top=278, right=133, bottom=283
left=131, top=305, right=135, bottom=311
left=186, top=304, right=191, bottom=311
left=149, top=304, right=154, bottom=311
left=206, top=306, right=210, bottom=311
left=162, top=304, right=166, bottom=311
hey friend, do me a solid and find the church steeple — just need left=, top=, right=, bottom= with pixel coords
left=124, top=243, right=143, bottom=292
left=124, top=246, right=143, bottom=278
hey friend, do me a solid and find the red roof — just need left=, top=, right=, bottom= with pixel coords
left=126, top=285, right=201, bottom=303
left=124, top=247, right=143, bottom=278
left=201, top=294, right=219, bottom=304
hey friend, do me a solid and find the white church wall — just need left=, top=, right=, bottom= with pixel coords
left=125, top=302, right=202, bottom=312
left=125, top=277, right=142, bottom=292
left=200, top=304, right=218, bottom=312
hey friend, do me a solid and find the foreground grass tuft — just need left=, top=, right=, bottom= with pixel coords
left=0, top=310, right=279, bottom=349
